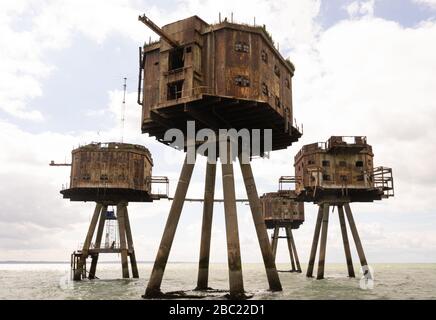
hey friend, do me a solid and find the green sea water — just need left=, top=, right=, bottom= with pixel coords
left=0, top=263, right=434, bottom=300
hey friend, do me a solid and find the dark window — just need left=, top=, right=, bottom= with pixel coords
left=274, top=65, right=281, bottom=77
left=235, top=42, right=249, bottom=52
left=285, top=78, right=290, bottom=88
left=168, top=47, right=184, bottom=71
left=100, top=174, right=109, bottom=181
left=275, top=96, right=281, bottom=108
left=322, top=160, right=330, bottom=167
left=167, top=80, right=183, bottom=100
left=356, top=175, right=364, bottom=181
left=308, top=160, right=315, bottom=165
left=340, top=175, right=348, bottom=182
left=261, top=49, right=268, bottom=63
left=185, top=46, right=192, bottom=53
left=323, top=174, right=331, bottom=181
left=262, top=82, right=269, bottom=95
left=234, top=75, right=250, bottom=87
left=339, top=161, right=347, bottom=167
left=82, top=174, right=90, bottom=181
left=356, top=160, right=364, bottom=167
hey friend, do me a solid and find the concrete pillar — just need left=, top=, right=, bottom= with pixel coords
left=271, top=226, right=279, bottom=260
left=117, top=203, right=130, bottom=279
left=124, top=206, right=139, bottom=278
left=338, top=205, right=355, bottom=277
left=196, top=162, right=217, bottom=290
left=74, top=203, right=102, bottom=281
left=344, top=203, right=369, bottom=269
left=222, top=142, right=244, bottom=298
left=239, top=155, right=282, bottom=291
left=317, top=203, right=330, bottom=279
left=88, top=204, right=108, bottom=279
left=145, top=154, right=195, bottom=298
left=285, top=227, right=297, bottom=272
left=306, top=205, right=323, bottom=278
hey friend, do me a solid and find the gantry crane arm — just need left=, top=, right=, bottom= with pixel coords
left=138, top=14, right=179, bottom=48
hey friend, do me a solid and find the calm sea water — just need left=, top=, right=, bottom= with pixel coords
left=0, top=263, right=435, bottom=300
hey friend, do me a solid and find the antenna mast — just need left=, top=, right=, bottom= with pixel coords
left=121, top=77, right=127, bottom=143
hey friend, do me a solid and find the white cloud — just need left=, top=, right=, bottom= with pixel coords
left=346, top=0, right=375, bottom=18
left=414, top=0, right=436, bottom=9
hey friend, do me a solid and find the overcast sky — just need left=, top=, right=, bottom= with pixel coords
left=0, top=0, right=435, bottom=264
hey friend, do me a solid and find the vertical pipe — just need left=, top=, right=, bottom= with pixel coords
left=239, top=155, right=282, bottom=291
left=338, top=205, right=355, bottom=277
left=344, top=203, right=369, bottom=268
left=124, top=206, right=139, bottom=278
left=117, top=203, right=130, bottom=279
left=271, top=226, right=279, bottom=260
left=222, top=141, right=245, bottom=298
left=89, top=204, right=108, bottom=279
left=74, top=203, right=102, bottom=281
left=306, top=205, right=323, bottom=277
left=145, top=154, right=196, bottom=297
left=196, top=162, right=217, bottom=290
left=317, top=203, right=330, bottom=280
left=285, top=227, right=297, bottom=272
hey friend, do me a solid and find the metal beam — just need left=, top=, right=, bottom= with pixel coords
left=239, top=154, right=282, bottom=291
left=196, top=162, right=216, bottom=290
left=306, top=205, right=323, bottom=278
left=145, top=154, right=195, bottom=297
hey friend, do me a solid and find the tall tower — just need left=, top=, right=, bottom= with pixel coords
left=59, top=142, right=168, bottom=281
left=293, top=136, right=394, bottom=279
left=138, top=15, right=302, bottom=298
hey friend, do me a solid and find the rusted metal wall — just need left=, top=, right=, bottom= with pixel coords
left=70, top=143, right=153, bottom=192
left=261, top=192, right=304, bottom=228
left=141, top=16, right=295, bottom=127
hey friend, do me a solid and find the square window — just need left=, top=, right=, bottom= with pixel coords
left=355, top=160, right=364, bottom=167
left=167, top=80, right=184, bottom=100
left=322, top=160, right=330, bottom=167
left=168, top=47, right=184, bottom=71
left=323, top=174, right=331, bottom=181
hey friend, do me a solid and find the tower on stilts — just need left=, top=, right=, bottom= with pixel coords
left=58, top=142, right=168, bottom=281
left=137, top=14, right=302, bottom=298
left=292, top=136, right=394, bottom=279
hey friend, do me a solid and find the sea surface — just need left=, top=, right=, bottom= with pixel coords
left=0, top=263, right=435, bottom=300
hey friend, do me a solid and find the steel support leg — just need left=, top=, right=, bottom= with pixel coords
left=239, top=155, right=282, bottom=291
left=288, top=227, right=302, bottom=272
left=124, top=206, right=139, bottom=278
left=317, top=203, right=330, bottom=280
left=145, top=154, right=196, bottom=297
left=88, top=205, right=107, bottom=279
left=222, top=142, right=244, bottom=298
left=285, top=228, right=297, bottom=272
left=306, top=205, right=323, bottom=278
left=344, top=203, right=370, bottom=277
left=117, top=203, right=130, bottom=279
left=196, top=162, right=216, bottom=290
left=74, top=203, right=103, bottom=281
left=271, top=227, right=279, bottom=261
left=338, top=205, right=355, bottom=277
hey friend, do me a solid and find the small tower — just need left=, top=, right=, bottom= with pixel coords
left=260, top=190, right=304, bottom=272
left=292, top=136, right=394, bottom=279
left=60, top=142, right=168, bottom=281
left=138, top=14, right=302, bottom=298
